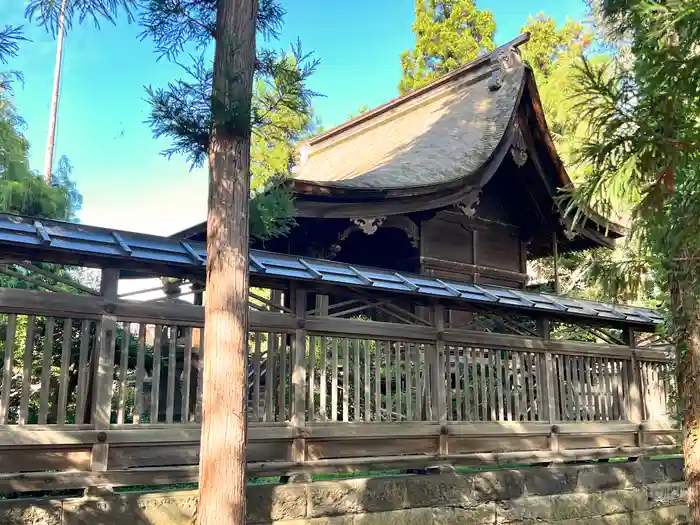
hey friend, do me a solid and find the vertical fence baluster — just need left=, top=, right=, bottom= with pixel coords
left=75, top=320, right=90, bottom=425
left=38, top=317, right=54, bottom=425
left=57, top=318, right=72, bottom=425
left=117, top=323, right=130, bottom=424
left=134, top=324, right=146, bottom=424
left=0, top=314, right=16, bottom=425
left=151, top=325, right=162, bottom=423
left=182, top=327, right=193, bottom=423
left=364, top=339, right=371, bottom=422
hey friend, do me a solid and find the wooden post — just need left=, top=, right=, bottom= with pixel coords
left=290, top=284, right=308, bottom=480
left=552, top=233, right=561, bottom=295
left=538, top=318, right=558, bottom=454
left=434, top=303, right=448, bottom=455
left=472, top=230, right=480, bottom=284
left=88, top=268, right=119, bottom=495
left=623, top=327, right=643, bottom=424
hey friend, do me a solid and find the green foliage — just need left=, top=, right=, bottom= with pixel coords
left=249, top=182, right=296, bottom=243
left=399, top=0, right=496, bottom=94
left=140, top=1, right=319, bottom=242
left=521, top=15, right=593, bottom=82
left=0, top=26, right=25, bottom=64
left=520, top=14, right=601, bottom=181
left=0, top=89, right=82, bottom=221
left=518, top=15, right=648, bottom=307
left=347, top=104, right=369, bottom=120
left=566, top=1, right=700, bottom=427
left=24, top=0, right=136, bottom=35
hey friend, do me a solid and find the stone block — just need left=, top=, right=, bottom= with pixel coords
left=644, top=461, right=670, bottom=484
left=349, top=506, right=497, bottom=525
left=0, top=498, right=62, bottom=525
left=646, top=483, right=687, bottom=508
left=662, top=459, right=686, bottom=483
left=548, top=515, right=632, bottom=525
left=352, top=508, right=433, bottom=525
left=523, top=466, right=577, bottom=496
left=247, top=484, right=307, bottom=524
left=634, top=505, right=690, bottom=525
left=432, top=504, right=497, bottom=525
left=469, top=469, right=525, bottom=501
left=575, top=463, right=644, bottom=492
left=496, top=489, right=646, bottom=523
left=306, top=477, right=407, bottom=518
left=272, top=516, right=353, bottom=525
left=403, top=473, right=475, bottom=508
left=63, top=490, right=198, bottom=525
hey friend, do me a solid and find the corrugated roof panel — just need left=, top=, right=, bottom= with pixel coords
left=0, top=212, right=664, bottom=329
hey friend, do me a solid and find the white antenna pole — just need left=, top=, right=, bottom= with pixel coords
left=43, top=0, right=68, bottom=184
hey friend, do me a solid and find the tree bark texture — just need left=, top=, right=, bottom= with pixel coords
left=670, top=272, right=700, bottom=524
left=197, top=0, right=258, bottom=524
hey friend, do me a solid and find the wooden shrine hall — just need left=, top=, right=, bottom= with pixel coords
left=0, top=34, right=678, bottom=495
left=174, top=34, right=624, bottom=291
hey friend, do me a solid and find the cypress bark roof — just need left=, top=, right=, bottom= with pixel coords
left=293, top=48, right=524, bottom=190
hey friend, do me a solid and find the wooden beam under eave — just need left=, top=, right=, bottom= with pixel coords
left=553, top=232, right=561, bottom=295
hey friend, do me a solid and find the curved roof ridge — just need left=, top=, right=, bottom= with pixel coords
left=304, top=33, right=531, bottom=148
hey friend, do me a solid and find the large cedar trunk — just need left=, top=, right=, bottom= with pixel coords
left=197, top=0, right=257, bottom=524
left=670, top=272, right=700, bottom=523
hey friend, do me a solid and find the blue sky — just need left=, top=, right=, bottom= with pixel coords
left=2, top=0, right=588, bottom=236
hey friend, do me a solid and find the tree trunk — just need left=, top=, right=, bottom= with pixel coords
left=197, top=0, right=257, bottom=523
left=670, top=271, right=700, bottom=523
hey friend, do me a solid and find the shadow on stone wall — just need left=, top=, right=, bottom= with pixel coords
left=0, top=458, right=689, bottom=524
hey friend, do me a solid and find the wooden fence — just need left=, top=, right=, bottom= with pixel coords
left=0, top=277, right=678, bottom=494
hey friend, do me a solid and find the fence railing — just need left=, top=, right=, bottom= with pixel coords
left=0, top=284, right=679, bottom=493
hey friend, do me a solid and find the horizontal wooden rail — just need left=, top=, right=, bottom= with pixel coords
left=0, top=289, right=671, bottom=360
left=0, top=421, right=679, bottom=488
left=0, top=445, right=681, bottom=492
left=0, top=288, right=294, bottom=332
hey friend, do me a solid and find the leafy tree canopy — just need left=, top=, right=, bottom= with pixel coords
left=520, top=14, right=593, bottom=82
left=566, top=2, right=700, bottom=516
left=0, top=25, right=25, bottom=64
left=399, top=0, right=496, bottom=94
left=140, top=0, right=320, bottom=243
left=0, top=91, right=81, bottom=221
left=347, top=104, right=369, bottom=120
left=520, top=14, right=601, bottom=179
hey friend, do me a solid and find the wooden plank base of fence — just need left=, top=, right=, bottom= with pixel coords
left=0, top=421, right=681, bottom=494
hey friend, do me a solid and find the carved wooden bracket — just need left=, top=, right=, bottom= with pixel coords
left=454, top=189, right=482, bottom=218
left=351, top=217, right=386, bottom=235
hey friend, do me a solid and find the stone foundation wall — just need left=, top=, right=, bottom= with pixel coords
left=0, top=459, right=688, bottom=525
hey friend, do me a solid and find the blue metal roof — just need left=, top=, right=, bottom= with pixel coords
left=0, top=213, right=663, bottom=329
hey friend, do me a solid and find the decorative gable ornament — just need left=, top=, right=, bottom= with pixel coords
left=488, top=46, right=522, bottom=92
left=511, top=122, right=528, bottom=168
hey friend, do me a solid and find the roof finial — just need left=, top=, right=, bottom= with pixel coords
left=488, top=45, right=523, bottom=92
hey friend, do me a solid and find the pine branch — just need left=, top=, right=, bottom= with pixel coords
left=139, top=0, right=217, bottom=60
left=25, top=0, right=137, bottom=35
left=146, top=43, right=320, bottom=169
left=139, top=0, right=286, bottom=60
left=0, top=26, right=26, bottom=64
left=145, top=55, right=213, bottom=168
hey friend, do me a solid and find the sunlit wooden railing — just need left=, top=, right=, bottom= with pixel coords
left=0, top=282, right=678, bottom=494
